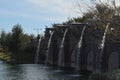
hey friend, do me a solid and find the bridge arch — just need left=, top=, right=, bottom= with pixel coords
left=87, top=50, right=95, bottom=71
left=103, top=42, right=120, bottom=72
left=108, top=51, right=120, bottom=72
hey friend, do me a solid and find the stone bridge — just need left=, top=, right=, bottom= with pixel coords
left=43, top=23, right=120, bottom=72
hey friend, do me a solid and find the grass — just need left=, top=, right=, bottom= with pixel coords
left=0, top=52, right=11, bottom=62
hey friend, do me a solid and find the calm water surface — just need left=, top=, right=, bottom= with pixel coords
left=0, top=63, right=89, bottom=80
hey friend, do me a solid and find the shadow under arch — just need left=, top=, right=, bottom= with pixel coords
left=87, top=50, right=95, bottom=71
left=108, top=51, right=120, bottom=72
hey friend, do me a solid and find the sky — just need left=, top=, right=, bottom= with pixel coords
left=0, top=0, right=84, bottom=36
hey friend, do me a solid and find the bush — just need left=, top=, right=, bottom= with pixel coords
left=89, top=70, right=120, bottom=80
left=88, top=73, right=108, bottom=80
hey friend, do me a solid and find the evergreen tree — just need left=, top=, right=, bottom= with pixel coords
left=0, top=30, right=6, bottom=51
left=11, top=24, right=23, bottom=53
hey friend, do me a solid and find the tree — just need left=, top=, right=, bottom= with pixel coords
left=20, top=33, right=29, bottom=51
left=5, top=33, right=12, bottom=52
left=0, top=30, right=6, bottom=51
left=10, top=24, right=23, bottom=54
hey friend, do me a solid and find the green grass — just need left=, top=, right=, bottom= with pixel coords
left=0, top=53, right=11, bottom=62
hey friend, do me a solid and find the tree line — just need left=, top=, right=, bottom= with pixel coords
left=0, top=24, right=39, bottom=63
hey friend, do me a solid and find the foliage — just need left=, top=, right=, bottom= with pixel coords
left=5, top=33, right=12, bottom=51
left=10, top=24, right=23, bottom=54
left=62, top=0, right=120, bottom=41
left=89, top=70, right=120, bottom=80
left=19, top=34, right=29, bottom=51
left=0, top=24, right=37, bottom=63
left=88, top=73, right=108, bottom=80
left=0, top=30, right=6, bottom=51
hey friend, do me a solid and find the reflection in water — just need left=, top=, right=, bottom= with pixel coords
left=0, top=61, right=3, bottom=64
left=0, top=64, right=89, bottom=80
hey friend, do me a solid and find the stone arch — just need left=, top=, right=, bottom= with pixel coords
left=58, top=28, right=70, bottom=67
left=70, top=45, right=78, bottom=68
left=87, top=50, right=95, bottom=71
left=108, top=51, right=119, bottom=71
left=47, top=30, right=61, bottom=65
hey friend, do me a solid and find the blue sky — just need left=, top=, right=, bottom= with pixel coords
left=0, top=0, right=84, bottom=36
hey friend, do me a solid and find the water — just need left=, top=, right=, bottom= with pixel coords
left=97, top=23, right=110, bottom=72
left=35, top=37, right=42, bottom=64
left=0, top=64, right=89, bottom=80
left=45, top=31, right=54, bottom=65
left=58, top=29, right=68, bottom=67
left=76, top=25, right=87, bottom=70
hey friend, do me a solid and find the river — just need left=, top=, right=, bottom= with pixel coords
left=0, top=63, right=89, bottom=80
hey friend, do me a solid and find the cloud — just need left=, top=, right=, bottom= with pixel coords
left=26, top=0, right=78, bottom=17
left=0, top=0, right=90, bottom=26
left=0, top=9, right=34, bottom=19
left=43, top=16, right=67, bottom=23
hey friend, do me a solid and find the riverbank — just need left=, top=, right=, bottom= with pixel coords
left=0, top=53, right=11, bottom=62
left=88, top=70, right=120, bottom=80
